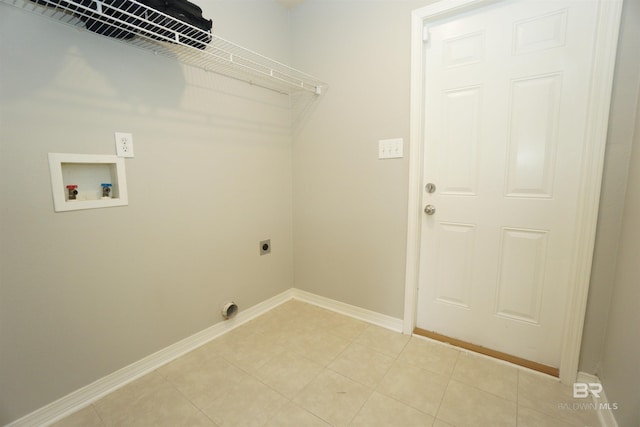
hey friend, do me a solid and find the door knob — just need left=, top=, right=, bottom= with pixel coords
left=424, top=205, right=436, bottom=215
left=425, top=183, right=436, bottom=193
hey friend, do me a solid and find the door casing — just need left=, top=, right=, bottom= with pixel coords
left=403, top=0, right=624, bottom=384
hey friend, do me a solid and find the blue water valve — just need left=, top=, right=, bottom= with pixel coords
left=101, top=183, right=112, bottom=198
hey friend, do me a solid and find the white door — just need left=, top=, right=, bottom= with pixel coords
left=416, top=0, right=601, bottom=368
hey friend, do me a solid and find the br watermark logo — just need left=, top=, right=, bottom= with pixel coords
left=573, top=382, right=602, bottom=398
left=561, top=383, right=619, bottom=411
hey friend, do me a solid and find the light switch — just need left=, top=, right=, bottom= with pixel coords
left=378, top=138, right=404, bottom=159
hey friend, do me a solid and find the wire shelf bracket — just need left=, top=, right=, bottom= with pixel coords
left=1, top=0, right=328, bottom=96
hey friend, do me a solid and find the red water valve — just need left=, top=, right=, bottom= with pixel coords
left=66, top=185, right=78, bottom=200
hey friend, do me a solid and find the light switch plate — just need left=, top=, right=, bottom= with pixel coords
left=378, top=138, right=403, bottom=159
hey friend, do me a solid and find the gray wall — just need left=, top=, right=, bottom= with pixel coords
left=291, top=0, right=431, bottom=319
left=578, top=0, right=640, bottom=376
left=598, top=91, right=640, bottom=427
left=1, top=0, right=638, bottom=424
left=0, top=1, right=294, bottom=423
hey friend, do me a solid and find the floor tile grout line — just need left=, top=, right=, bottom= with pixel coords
left=295, top=309, right=381, bottom=427
left=364, top=335, right=442, bottom=420
left=345, top=386, right=375, bottom=427
left=253, top=324, right=339, bottom=425
left=431, top=349, right=461, bottom=423
left=327, top=319, right=376, bottom=427
left=446, top=369, right=519, bottom=403
left=156, top=358, right=241, bottom=427
left=167, top=320, right=287, bottom=426
left=90, top=404, right=107, bottom=427
left=211, top=313, right=308, bottom=426
left=433, top=379, right=454, bottom=426
left=164, top=371, right=204, bottom=408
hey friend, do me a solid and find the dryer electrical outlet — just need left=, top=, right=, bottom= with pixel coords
left=115, top=132, right=135, bottom=158
left=260, top=239, right=271, bottom=255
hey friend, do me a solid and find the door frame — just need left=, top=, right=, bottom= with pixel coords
left=402, top=0, right=623, bottom=384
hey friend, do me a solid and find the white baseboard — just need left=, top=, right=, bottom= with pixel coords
left=576, top=372, right=619, bottom=427
left=7, top=289, right=294, bottom=427
left=7, top=288, right=403, bottom=427
left=291, top=288, right=404, bottom=332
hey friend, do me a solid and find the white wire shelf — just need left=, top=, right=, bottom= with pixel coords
left=1, top=0, right=328, bottom=95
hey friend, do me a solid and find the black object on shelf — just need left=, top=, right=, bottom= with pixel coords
left=29, top=0, right=212, bottom=48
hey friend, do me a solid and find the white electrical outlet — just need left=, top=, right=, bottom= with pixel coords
left=115, top=132, right=134, bottom=158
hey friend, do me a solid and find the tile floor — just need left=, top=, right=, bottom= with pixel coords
left=53, top=300, right=603, bottom=427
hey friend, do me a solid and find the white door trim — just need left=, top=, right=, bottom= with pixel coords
left=403, top=0, right=623, bottom=384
